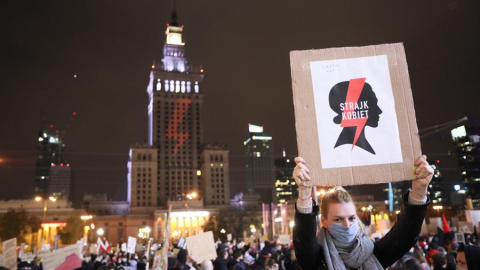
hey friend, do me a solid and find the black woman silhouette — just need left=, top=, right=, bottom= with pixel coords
left=328, top=78, right=382, bottom=155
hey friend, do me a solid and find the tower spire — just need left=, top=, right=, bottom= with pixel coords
left=170, top=0, right=178, bottom=26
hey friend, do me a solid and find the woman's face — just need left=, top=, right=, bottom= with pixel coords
left=321, top=202, right=357, bottom=229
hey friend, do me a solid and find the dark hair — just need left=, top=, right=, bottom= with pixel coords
left=233, top=250, right=244, bottom=260
left=431, top=252, right=446, bottom=267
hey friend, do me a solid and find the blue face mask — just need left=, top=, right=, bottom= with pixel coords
left=327, top=221, right=359, bottom=244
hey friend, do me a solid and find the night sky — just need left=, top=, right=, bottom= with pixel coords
left=1, top=0, right=479, bottom=206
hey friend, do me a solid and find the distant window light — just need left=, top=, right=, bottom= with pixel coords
left=156, top=78, right=161, bottom=91
left=187, top=81, right=191, bottom=93
left=175, top=81, right=180, bottom=93
left=194, top=81, right=199, bottom=93
left=181, top=81, right=186, bottom=93
left=165, top=80, right=169, bottom=91
left=170, top=80, right=174, bottom=92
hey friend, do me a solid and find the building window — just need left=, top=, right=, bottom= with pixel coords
left=187, top=81, right=191, bottom=93
left=181, top=81, right=186, bottom=93
left=156, top=79, right=162, bottom=91
left=165, top=80, right=169, bottom=91
left=194, top=81, right=199, bottom=93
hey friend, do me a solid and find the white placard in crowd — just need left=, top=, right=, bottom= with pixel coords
left=121, top=243, right=127, bottom=252
left=227, top=234, right=232, bottom=242
left=278, top=235, right=291, bottom=245
left=1, top=238, right=16, bottom=270
left=41, top=244, right=82, bottom=270
left=127, top=237, right=137, bottom=254
left=186, top=231, right=216, bottom=263
left=455, top=233, right=465, bottom=244
left=178, top=237, right=187, bottom=249
left=21, top=252, right=35, bottom=263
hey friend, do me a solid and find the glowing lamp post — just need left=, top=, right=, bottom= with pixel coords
left=97, top=228, right=104, bottom=236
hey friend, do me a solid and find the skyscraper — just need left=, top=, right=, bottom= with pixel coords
left=129, top=8, right=204, bottom=207
left=34, top=129, right=71, bottom=200
left=451, top=125, right=480, bottom=207
left=200, top=144, right=230, bottom=206
left=245, top=124, right=275, bottom=203
left=274, top=151, right=297, bottom=204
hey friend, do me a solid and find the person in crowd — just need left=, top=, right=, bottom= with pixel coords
left=293, top=155, right=433, bottom=270
left=265, top=258, right=279, bottom=270
left=389, top=253, right=424, bottom=270
left=232, top=250, right=246, bottom=270
left=431, top=252, right=448, bottom=270
left=200, top=260, right=214, bottom=270
left=413, top=245, right=431, bottom=270
left=213, top=248, right=229, bottom=270
left=137, top=255, right=147, bottom=270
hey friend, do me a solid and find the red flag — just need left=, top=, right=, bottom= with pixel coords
left=442, top=214, right=451, bottom=233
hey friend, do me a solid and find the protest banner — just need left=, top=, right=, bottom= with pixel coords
left=186, top=231, right=216, bottom=263
left=177, top=237, right=186, bottom=249
left=278, top=235, right=291, bottom=245
left=21, top=252, right=35, bottom=263
left=455, top=233, right=466, bottom=244
left=127, top=236, right=136, bottom=254
left=290, top=43, right=421, bottom=186
left=1, top=238, right=16, bottom=270
left=41, top=244, right=82, bottom=270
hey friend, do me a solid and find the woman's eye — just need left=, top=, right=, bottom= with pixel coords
left=333, top=219, right=340, bottom=222
left=348, top=217, right=356, bottom=221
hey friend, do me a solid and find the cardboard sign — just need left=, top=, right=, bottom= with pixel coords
left=1, top=238, right=16, bottom=270
left=41, top=244, right=82, bottom=270
left=455, top=233, right=466, bottom=244
left=186, top=231, right=216, bottom=263
left=290, top=43, right=421, bottom=186
left=127, top=236, right=137, bottom=254
left=278, top=235, right=291, bottom=245
left=177, top=237, right=187, bottom=249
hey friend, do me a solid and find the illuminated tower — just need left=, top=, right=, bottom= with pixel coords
left=274, top=151, right=297, bottom=204
left=451, top=125, right=480, bottom=207
left=244, top=124, right=275, bottom=203
left=144, top=8, right=204, bottom=206
left=34, top=129, right=71, bottom=200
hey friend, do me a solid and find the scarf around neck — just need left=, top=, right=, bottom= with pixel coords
left=318, top=226, right=384, bottom=270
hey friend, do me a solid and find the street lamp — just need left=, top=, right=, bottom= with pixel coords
left=186, top=192, right=198, bottom=200
left=97, top=228, right=104, bottom=236
left=220, top=228, right=226, bottom=234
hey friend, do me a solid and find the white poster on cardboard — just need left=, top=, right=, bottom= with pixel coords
left=127, top=237, right=136, bottom=254
left=1, top=238, right=16, bottom=270
left=278, top=235, right=291, bottom=245
left=186, top=231, right=216, bottom=263
left=310, top=55, right=402, bottom=168
left=41, top=244, right=82, bottom=270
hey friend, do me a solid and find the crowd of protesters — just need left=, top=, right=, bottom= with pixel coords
left=5, top=224, right=480, bottom=270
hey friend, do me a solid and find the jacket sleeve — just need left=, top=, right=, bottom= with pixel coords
left=373, top=190, right=430, bottom=268
left=293, top=202, right=322, bottom=270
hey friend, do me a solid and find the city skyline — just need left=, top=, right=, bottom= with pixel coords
left=1, top=1, right=479, bottom=204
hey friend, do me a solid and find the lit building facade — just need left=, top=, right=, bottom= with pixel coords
left=274, top=153, right=297, bottom=204
left=127, top=144, right=158, bottom=207
left=144, top=9, right=204, bottom=207
left=200, top=144, right=230, bottom=206
left=34, top=129, right=71, bottom=200
left=245, top=124, right=275, bottom=203
left=451, top=125, right=480, bottom=207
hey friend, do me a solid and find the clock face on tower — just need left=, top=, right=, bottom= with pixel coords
left=167, top=33, right=183, bottom=45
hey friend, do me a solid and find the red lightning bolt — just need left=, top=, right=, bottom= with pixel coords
left=340, top=78, right=368, bottom=150
left=166, top=99, right=191, bottom=154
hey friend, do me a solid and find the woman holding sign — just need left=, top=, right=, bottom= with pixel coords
left=293, top=155, right=433, bottom=270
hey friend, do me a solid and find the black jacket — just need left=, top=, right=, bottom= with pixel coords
left=293, top=191, right=429, bottom=270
